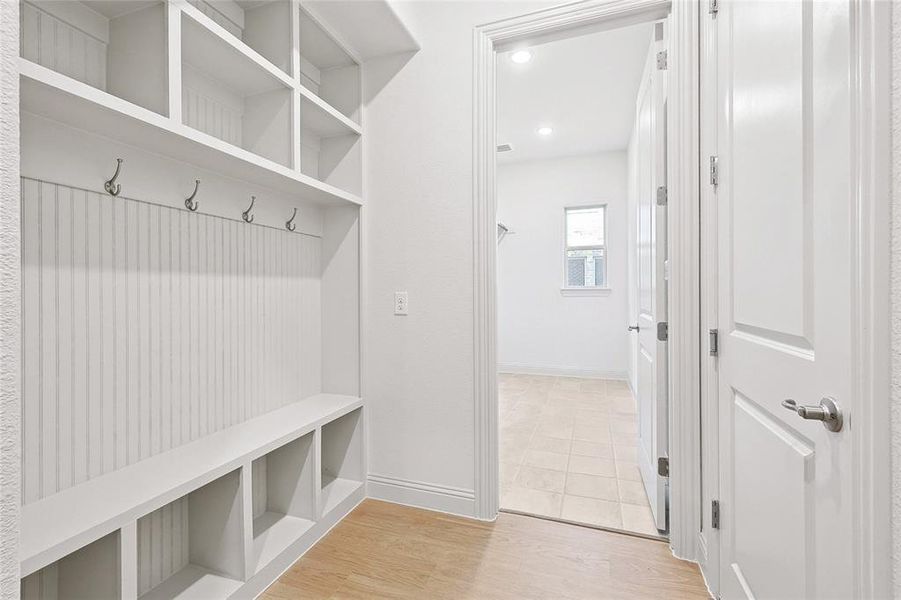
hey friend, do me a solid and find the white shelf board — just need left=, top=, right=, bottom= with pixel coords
left=252, top=512, right=315, bottom=574
left=303, top=0, right=420, bottom=62
left=20, top=388, right=363, bottom=577
left=19, top=59, right=362, bottom=207
left=300, top=85, right=362, bottom=138
left=179, top=1, right=293, bottom=94
left=321, top=476, right=363, bottom=517
left=140, top=565, right=242, bottom=600
left=299, top=6, right=357, bottom=70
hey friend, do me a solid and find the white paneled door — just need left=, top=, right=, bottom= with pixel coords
left=715, top=1, right=854, bottom=597
left=634, top=23, right=667, bottom=533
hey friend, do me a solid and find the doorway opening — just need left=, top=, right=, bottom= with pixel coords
left=495, top=16, right=668, bottom=540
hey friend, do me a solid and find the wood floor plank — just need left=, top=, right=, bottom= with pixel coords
left=262, top=500, right=709, bottom=599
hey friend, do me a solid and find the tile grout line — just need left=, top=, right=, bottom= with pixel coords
left=499, top=374, right=655, bottom=535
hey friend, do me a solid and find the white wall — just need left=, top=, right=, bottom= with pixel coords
left=0, top=0, right=19, bottom=595
left=892, top=1, right=901, bottom=592
left=362, top=0, right=555, bottom=515
left=497, top=152, right=629, bottom=379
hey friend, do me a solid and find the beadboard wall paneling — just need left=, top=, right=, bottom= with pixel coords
left=182, top=65, right=244, bottom=147
left=188, top=0, right=243, bottom=39
left=20, top=1, right=107, bottom=91
left=21, top=178, right=322, bottom=504
left=137, top=498, right=189, bottom=597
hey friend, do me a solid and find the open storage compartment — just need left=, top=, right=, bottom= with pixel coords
left=21, top=531, right=121, bottom=600
left=188, top=0, right=292, bottom=75
left=137, top=471, right=244, bottom=600
left=250, top=432, right=316, bottom=574
left=296, top=5, right=361, bottom=196
left=181, top=10, right=293, bottom=168
left=300, top=127, right=361, bottom=196
left=298, top=6, right=360, bottom=124
left=320, top=408, right=364, bottom=516
left=20, top=0, right=168, bottom=115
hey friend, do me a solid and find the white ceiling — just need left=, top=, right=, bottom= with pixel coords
left=497, top=22, right=653, bottom=164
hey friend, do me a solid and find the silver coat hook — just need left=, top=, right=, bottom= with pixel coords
left=242, top=196, right=256, bottom=223
left=104, top=158, right=123, bottom=197
left=286, top=208, right=297, bottom=232
left=184, top=179, right=200, bottom=211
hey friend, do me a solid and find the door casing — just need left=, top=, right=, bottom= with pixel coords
left=473, top=0, right=701, bottom=561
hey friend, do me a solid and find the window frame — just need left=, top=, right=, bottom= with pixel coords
left=562, top=203, right=609, bottom=293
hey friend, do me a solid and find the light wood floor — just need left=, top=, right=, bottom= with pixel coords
left=262, top=500, right=709, bottom=599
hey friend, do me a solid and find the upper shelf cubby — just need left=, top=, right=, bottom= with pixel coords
left=181, top=8, right=293, bottom=169
left=298, top=6, right=360, bottom=125
left=20, top=0, right=168, bottom=116
left=187, top=0, right=292, bottom=76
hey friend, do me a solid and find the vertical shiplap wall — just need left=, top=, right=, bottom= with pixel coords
left=137, top=498, right=189, bottom=597
left=20, top=2, right=107, bottom=91
left=182, top=66, right=244, bottom=148
left=21, top=178, right=322, bottom=504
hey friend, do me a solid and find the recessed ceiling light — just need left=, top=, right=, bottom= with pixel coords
left=537, top=126, right=553, bottom=136
left=511, top=50, right=532, bottom=64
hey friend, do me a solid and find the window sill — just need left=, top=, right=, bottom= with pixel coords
left=560, top=287, right=612, bottom=297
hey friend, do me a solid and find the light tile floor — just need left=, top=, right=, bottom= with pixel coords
left=498, top=374, right=661, bottom=537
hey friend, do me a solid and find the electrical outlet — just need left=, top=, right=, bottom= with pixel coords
left=394, top=291, right=409, bottom=315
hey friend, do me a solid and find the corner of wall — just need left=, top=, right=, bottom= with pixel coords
left=0, top=0, right=21, bottom=595
left=891, top=1, right=901, bottom=594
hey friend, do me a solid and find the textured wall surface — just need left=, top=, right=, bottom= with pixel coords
left=892, top=1, right=900, bottom=593
left=0, top=0, right=20, bottom=596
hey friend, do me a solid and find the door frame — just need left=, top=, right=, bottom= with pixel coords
left=697, top=1, right=892, bottom=597
left=472, top=0, right=704, bottom=561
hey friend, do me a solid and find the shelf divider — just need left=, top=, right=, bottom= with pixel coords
left=121, top=521, right=138, bottom=600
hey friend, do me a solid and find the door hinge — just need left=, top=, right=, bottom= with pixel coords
left=709, top=155, right=719, bottom=186
left=657, top=456, right=669, bottom=478
left=711, top=500, right=721, bottom=529
left=709, top=0, right=719, bottom=15
left=709, top=328, right=719, bottom=356
left=656, top=185, right=667, bottom=206
left=656, top=50, right=668, bottom=70
left=657, top=321, right=668, bottom=342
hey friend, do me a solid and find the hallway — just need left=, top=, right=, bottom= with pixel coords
left=499, top=374, right=658, bottom=536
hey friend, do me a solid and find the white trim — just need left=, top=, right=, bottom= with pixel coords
left=499, top=364, right=627, bottom=381
left=366, top=474, right=476, bottom=518
left=473, top=0, right=702, bottom=565
left=664, top=0, right=701, bottom=562
left=850, top=0, right=891, bottom=596
left=560, top=286, right=612, bottom=296
left=697, top=0, right=719, bottom=593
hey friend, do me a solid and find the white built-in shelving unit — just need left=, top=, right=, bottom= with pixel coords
left=18, top=0, right=383, bottom=205
left=16, top=1, right=417, bottom=598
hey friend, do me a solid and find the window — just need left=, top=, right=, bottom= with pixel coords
left=564, top=206, right=607, bottom=288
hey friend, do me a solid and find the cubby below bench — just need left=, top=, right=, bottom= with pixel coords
left=20, top=394, right=365, bottom=600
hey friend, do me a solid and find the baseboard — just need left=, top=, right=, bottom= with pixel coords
left=498, top=363, right=628, bottom=380
left=366, top=474, right=476, bottom=518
